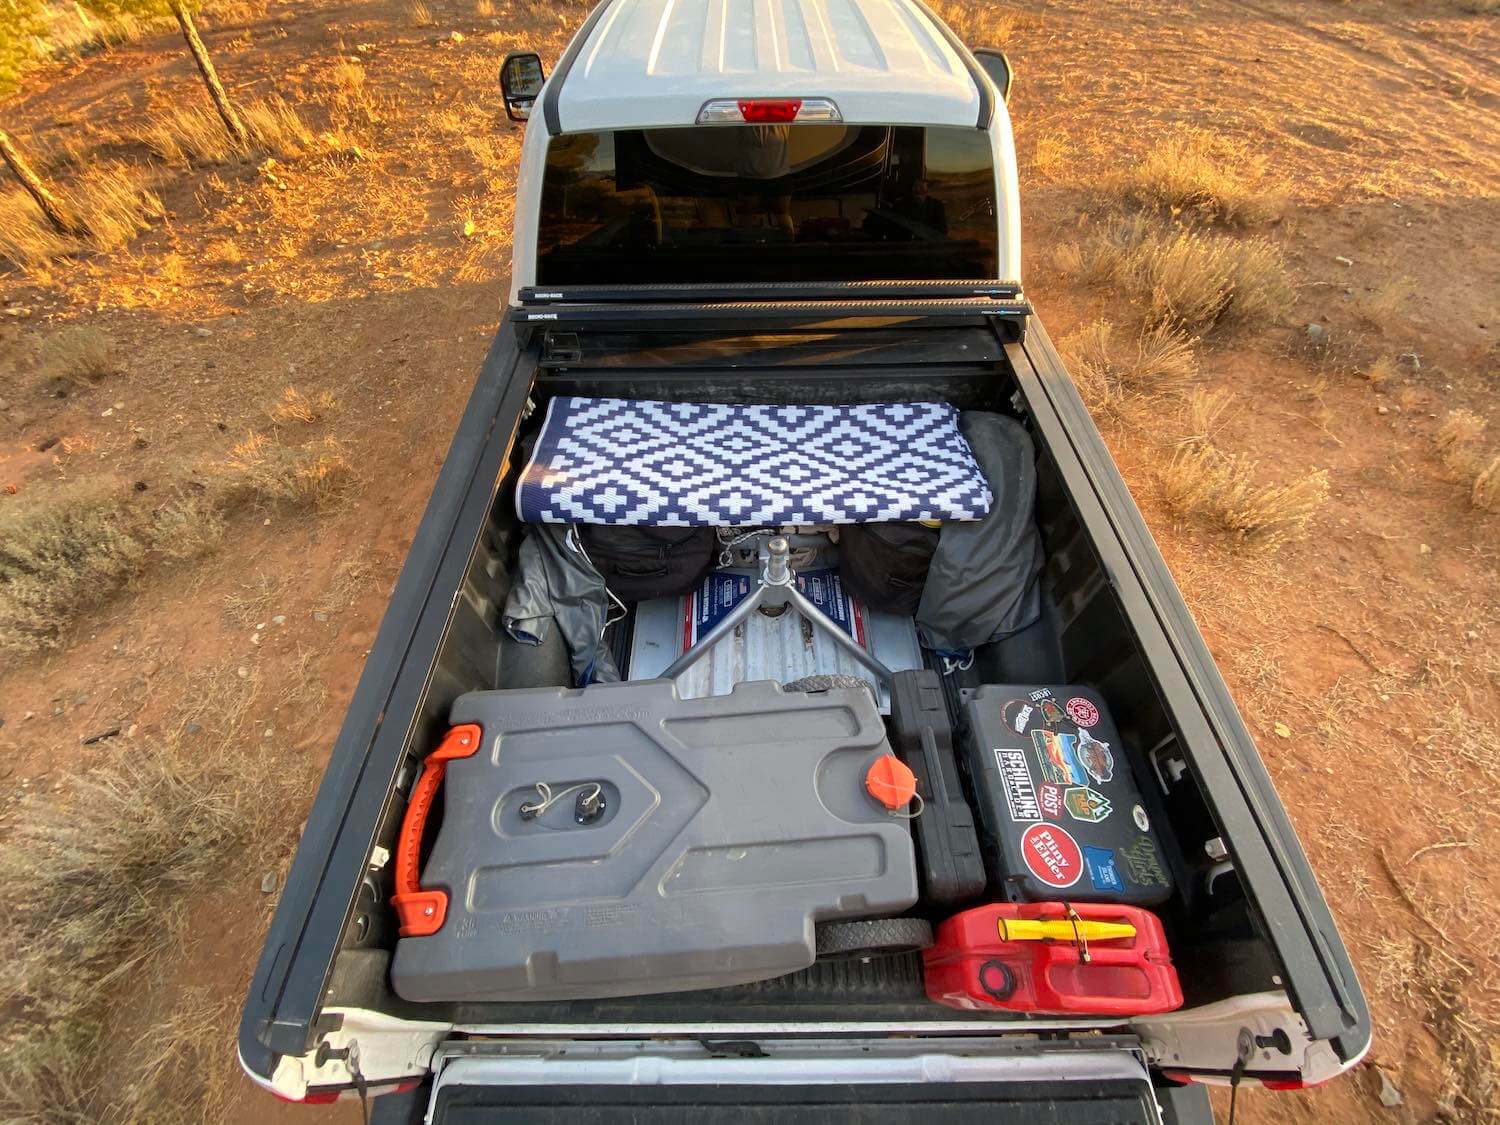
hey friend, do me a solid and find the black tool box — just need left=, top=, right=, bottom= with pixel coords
left=958, top=684, right=1173, bottom=906
left=889, top=670, right=986, bottom=905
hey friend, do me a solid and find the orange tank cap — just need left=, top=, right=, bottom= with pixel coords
left=865, top=754, right=917, bottom=811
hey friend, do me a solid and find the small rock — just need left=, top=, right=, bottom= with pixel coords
left=1465, top=630, right=1479, bottom=641
left=448, top=29, right=464, bottom=41
left=184, top=722, right=203, bottom=735
left=1334, top=255, right=1353, bottom=267
left=1273, top=722, right=1292, bottom=739
left=1377, top=1070, right=1402, bottom=1108
left=263, top=517, right=272, bottom=526
left=1418, top=543, right=1431, bottom=556
left=101, top=407, right=115, bottom=417
left=23, top=711, right=35, bottom=721
left=261, top=872, right=278, bottom=894
left=236, top=666, right=250, bottom=679
left=1304, top=323, right=1326, bottom=342
left=195, top=327, right=214, bottom=337
left=272, top=615, right=287, bottom=626
left=1376, top=405, right=1389, bottom=415
left=314, top=611, right=329, bottom=622
left=263, top=729, right=274, bottom=738
left=126, top=724, right=139, bottom=738
left=251, top=633, right=263, bottom=646
left=112, top=401, right=124, bottom=410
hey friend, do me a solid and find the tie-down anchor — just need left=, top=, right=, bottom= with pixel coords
left=659, top=536, right=893, bottom=684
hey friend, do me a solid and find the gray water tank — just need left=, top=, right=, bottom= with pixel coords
left=390, top=678, right=919, bottom=1002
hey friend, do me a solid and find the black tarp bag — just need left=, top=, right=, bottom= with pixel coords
left=837, top=523, right=941, bottom=616
left=577, top=525, right=716, bottom=602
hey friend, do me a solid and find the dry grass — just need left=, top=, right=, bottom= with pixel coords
left=927, top=0, right=1028, bottom=44
left=1160, top=445, right=1330, bottom=550
left=0, top=162, right=162, bottom=270
left=326, top=58, right=368, bottom=108
left=1360, top=353, right=1399, bottom=388
left=136, top=96, right=311, bottom=165
left=1031, top=133, right=1068, bottom=180
left=1120, top=127, right=1285, bottom=226
left=0, top=739, right=286, bottom=1124
left=1084, top=217, right=1294, bottom=333
left=39, top=326, right=119, bottom=383
left=1, top=428, right=355, bottom=656
left=1472, top=454, right=1499, bottom=513
left=150, top=489, right=229, bottom=561
left=268, top=385, right=339, bottom=425
left=215, top=432, right=356, bottom=509
left=1364, top=275, right=1417, bottom=322
left=476, top=0, right=496, bottom=14
left=1435, top=408, right=1486, bottom=456
left=0, top=485, right=150, bottom=656
left=1061, top=319, right=1197, bottom=416
left=1181, top=386, right=1233, bottom=447
left=406, top=0, right=437, bottom=27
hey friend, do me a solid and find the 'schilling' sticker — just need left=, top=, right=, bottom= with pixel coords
left=995, top=749, right=1040, bottom=822
left=1020, top=823, right=1083, bottom=889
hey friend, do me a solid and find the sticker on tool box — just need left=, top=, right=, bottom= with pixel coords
left=1063, top=786, right=1112, bottom=824
left=1020, top=823, right=1083, bottom=889
left=995, top=749, right=1040, bottom=822
left=1031, top=729, right=1089, bottom=786
left=683, top=567, right=864, bottom=651
left=1083, top=846, right=1125, bottom=893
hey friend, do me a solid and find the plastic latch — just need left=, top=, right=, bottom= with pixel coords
left=865, top=754, right=917, bottom=811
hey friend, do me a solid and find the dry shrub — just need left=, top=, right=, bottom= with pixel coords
left=216, top=433, right=356, bottom=509
left=0, top=485, right=149, bottom=656
left=476, top=0, right=496, bottom=14
left=1031, top=133, right=1068, bottom=180
left=1473, top=454, right=1499, bottom=512
left=137, top=96, right=310, bottom=164
left=268, top=385, right=339, bottom=425
left=1086, top=217, right=1294, bottom=333
left=39, top=326, right=119, bottom=382
left=0, top=740, right=284, bottom=1123
left=406, top=0, right=436, bottom=26
left=1061, top=319, right=1196, bottom=416
left=150, top=489, right=228, bottom=560
left=1435, top=408, right=1486, bottom=456
left=1160, top=445, right=1329, bottom=550
left=1360, top=354, right=1399, bottom=388
left=327, top=58, right=367, bottom=106
left=1120, top=127, right=1284, bottom=225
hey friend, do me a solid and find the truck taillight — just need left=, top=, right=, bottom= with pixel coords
left=696, top=97, right=842, bottom=124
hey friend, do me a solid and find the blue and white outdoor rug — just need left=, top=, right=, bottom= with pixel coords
left=516, top=397, right=993, bottom=526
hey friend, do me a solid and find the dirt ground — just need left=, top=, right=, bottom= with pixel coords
left=1, top=0, right=1496, bottom=1121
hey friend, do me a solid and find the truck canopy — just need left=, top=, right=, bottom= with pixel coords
left=548, top=0, right=986, bottom=133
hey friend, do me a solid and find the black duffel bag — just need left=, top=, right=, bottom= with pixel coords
left=577, top=525, right=716, bottom=602
left=837, top=523, right=940, bottom=616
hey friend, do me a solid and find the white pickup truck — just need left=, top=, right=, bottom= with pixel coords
left=238, top=1, right=1369, bottom=1120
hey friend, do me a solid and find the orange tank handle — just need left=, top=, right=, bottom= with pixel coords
left=389, top=723, right=482, bottom=937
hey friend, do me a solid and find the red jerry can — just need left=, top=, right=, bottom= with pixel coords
left=923, top=901, right=1183, bottom=1016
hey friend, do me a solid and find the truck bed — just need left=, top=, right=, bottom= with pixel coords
left=239, top=308, right=1367, bottom=1096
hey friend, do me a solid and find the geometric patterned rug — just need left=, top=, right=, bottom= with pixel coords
left=516, top=397, right=993, bottom=526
